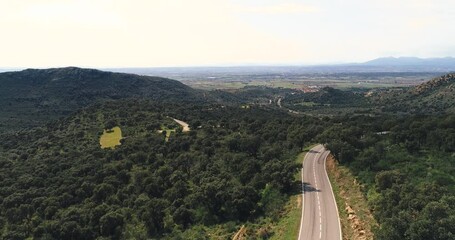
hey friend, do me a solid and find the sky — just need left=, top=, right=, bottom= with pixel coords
left=0, top=0, right=454, bottom=67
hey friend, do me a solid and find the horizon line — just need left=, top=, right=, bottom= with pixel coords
left=1, top=56, right=454, bottom=70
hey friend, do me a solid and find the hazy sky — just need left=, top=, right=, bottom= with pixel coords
left=1, top=0, right=454, bottom=67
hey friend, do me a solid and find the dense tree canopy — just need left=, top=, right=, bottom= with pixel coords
left=0, top=100, right=316, bottom=239
left=322, top=114, right=455, bottom=240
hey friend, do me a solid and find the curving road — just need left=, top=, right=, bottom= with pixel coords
left=298, top=145, right=342, bottom=240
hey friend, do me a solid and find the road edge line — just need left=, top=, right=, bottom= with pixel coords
left=323, top=149, right=343, bottom=240
left=297, top=150, right=310, bottom=240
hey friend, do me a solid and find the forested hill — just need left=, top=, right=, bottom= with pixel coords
left=375, top=73, right=455, bottom=113
left=0, top=67, right=202, bottom=131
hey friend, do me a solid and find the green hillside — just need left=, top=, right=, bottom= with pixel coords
left=375, top=73, right=455, bottom=113
left=279, top=74, right=455, bottom=115
left=0, top=67, right=201, bottom=131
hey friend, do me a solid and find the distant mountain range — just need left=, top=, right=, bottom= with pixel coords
left=107, top=57, right=455, bottom=75
left=361, top=57, right=455, bottom=66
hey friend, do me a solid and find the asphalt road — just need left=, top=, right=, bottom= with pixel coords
left=298, top=145, right=342, bottom=240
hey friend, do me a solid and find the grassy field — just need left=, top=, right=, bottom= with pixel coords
left=100, top=126, right=122, bottom=149
left=182, top=77, right=424, bottom=91
left=182, top=80, right=306, bottom=90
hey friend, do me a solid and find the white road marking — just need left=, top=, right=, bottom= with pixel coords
left=300, top=145, right=341, bottom=240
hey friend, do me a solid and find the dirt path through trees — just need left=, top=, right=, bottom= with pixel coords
left=173, top=118, right=190, bottom=132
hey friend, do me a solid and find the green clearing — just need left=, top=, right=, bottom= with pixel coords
left=100, top=126, right=122, bottom=149
left=159, top=126, right=176, bottom=142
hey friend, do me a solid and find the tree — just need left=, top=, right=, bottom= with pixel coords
left=99, top=211, right=124, bottom=238
left=104, top=120, right=117, bottom=130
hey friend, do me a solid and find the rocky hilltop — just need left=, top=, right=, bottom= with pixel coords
left=412, top=73, right=455, bottom=95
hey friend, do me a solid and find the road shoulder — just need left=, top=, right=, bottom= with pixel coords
left=326, top=154, right=377, bottom=240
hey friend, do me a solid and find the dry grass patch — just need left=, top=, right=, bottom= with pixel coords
left=100, top=126, right=122, bottom=149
